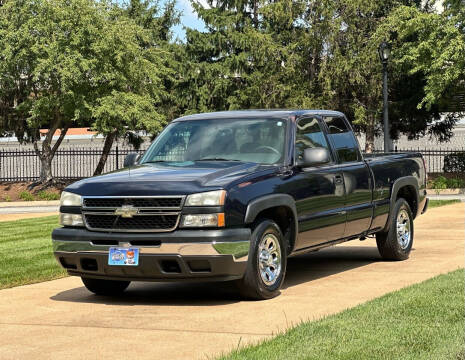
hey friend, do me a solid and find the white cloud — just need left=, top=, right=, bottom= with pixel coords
left=179, top=0, right=211, bottom=17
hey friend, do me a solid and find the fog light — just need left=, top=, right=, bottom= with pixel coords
left=181, top=213, right=225, bottom=228
left=60, top=213, right=84, bottom=227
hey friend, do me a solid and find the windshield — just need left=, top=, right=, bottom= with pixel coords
left=141, top=118, right=287, bottom=165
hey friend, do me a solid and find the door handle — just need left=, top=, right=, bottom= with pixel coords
left=334, top=175, right=343, bottom=185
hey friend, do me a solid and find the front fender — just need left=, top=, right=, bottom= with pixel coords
left=244, top=194, right=298, bottom=252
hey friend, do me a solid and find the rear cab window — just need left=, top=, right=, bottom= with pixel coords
left=323, top=116, right=361, bottom=163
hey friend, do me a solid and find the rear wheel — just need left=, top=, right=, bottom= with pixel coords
left=376, top=198, right=414, bottom=260
left=236, top=219, right=287, bottom=300
left=81, top=277, right=130, bottom=295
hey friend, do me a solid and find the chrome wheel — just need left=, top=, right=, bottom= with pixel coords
left=258, top=233, right=282, bottom=286
left=396, top=209, right=411, bottom=249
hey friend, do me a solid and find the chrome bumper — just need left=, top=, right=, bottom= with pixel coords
left=52, top=227, right=251, bottom=281
left=52, top=239, right=250, bottom=261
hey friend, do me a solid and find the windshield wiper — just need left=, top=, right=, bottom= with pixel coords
left=143, top=160, right=170, bottom=163
left=195, top=158, right=242, bottom=162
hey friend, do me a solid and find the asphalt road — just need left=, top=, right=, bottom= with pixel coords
left=0, top=203, right=463, bottom=360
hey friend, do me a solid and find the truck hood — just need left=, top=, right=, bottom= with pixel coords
left=65, top=161, right=267, bottom=196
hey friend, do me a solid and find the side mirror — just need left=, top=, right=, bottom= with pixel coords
left=298, top=147, right=331, bottom=167
left=123, top=153, right=141, bottom=168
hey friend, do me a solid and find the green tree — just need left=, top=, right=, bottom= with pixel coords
left=182, top=0, right=457, bottom=152
left=178, top=0, right=319, bottom=114
left=0, top=0, right=172, bottom=182
left=378, top=2, right=464, bottom=142
left=0, top=0, right=101, bottom=183
left=91, top=0, right=180, bottom=175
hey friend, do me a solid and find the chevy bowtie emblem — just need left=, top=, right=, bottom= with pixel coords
left=114, top=205, right=139, bottom=218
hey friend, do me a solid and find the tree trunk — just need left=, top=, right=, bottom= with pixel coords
left=364, top=118, right=375, bottom=153
left=253, top=0, right=258, bottom=28
left=94, top=130, right=118, bottom=176
left=33, top=122, right=70, bottom=184
left=39, top=152, right=53, bottom=183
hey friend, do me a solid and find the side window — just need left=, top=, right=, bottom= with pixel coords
left=324, top=116, right=360, bottom=163
left=295, top=117, right=331, bottom=163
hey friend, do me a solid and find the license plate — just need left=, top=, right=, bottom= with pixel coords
left=108, top=247, right=139, bottom=266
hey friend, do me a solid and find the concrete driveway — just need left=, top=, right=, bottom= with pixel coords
left=0, top=202, right=463, bottom=360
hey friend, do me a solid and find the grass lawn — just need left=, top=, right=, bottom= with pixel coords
left=0, top=215, right=66, bottom=289
left=221, top=269, right=465, bottom=360
left=428, top=199, right=461, bottom=208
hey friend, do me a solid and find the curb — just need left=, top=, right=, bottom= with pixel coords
left=0, top=200, right=60, bottom=208
left=426, top=189, right=465, bottom=195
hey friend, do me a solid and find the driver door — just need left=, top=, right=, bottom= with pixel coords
left=289, top=116, right=346, bottom=250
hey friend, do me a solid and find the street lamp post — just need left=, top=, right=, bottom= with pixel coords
left=378, top=41, right=392, bottom=152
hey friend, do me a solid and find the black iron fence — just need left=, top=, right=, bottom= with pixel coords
left=0, top=147, right=464, bottom=182
left=0, top=147, right=147, bottom=182
left=379, top=148, right=465, bottom=174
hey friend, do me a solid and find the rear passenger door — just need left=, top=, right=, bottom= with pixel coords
left=323, top=116, right=373, bottom=238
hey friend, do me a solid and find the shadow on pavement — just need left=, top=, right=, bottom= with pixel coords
left=50, top=244, right=384, bottom=306
left=50, top=280, right=242, bottom=306
left=283, top=245, right=382, bottom=289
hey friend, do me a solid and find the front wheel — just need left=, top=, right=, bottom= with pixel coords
left=236, top=219, right=287, bottom=300
left=81, top=277, right=130, bottom=296
left=376, top=198, right=414, bottom=260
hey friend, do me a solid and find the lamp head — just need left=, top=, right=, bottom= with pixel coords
left=378, top=41, right=391, bottom=63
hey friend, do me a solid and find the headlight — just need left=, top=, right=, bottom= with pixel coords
left=60, top=191, right=82, bottom=206
left=181, top=213, right=225, bottom=228
left=59, top=213, right=84, bottom=227
left=60, top=191, right=83, bottom=227
left=185, top=190, right=226, bottom=206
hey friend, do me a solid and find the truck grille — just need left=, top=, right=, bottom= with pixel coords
left=82, top=196, right=184, bottom=232
left=84, top=214, right=179, bottom=231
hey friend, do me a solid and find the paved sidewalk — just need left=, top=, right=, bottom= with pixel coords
left=0, top=200, right=59, bottom=221
left=0, top=205, right=59, bottom=214
left=427, top=194, right=465, bottom=201
left=0, top=203, right=463, bottom=360
left=0, top=200, right=60, bottom=207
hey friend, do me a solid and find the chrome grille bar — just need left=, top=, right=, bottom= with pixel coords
left=81, top=196, right=185, bottom=233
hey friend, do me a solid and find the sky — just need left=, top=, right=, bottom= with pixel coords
left=168, top=0, right=207, bottom=41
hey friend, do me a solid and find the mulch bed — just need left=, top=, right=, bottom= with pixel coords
left=0, top=182, right=70, bottom=202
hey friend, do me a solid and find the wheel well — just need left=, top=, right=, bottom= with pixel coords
left=396, top=185, right=418, bottom=218
left=253, top=206, right=296, bottom=254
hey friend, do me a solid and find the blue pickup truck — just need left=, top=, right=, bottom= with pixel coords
left=53, top=110, right=428, bottom=299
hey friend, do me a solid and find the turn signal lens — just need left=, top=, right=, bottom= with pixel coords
left=180, top=213, right=225, bottom=228
left=217, top=213, right=225, bottom=227
left=59, top=213, right=84, bottom=227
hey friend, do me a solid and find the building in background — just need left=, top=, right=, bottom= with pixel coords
left=0, top=128, right=150, bottom=150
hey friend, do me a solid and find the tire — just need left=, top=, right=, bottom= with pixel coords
left=376, top=198, right=414, bottom=261
left=236, top=219, right=287, bottom=300
left=81, top=277, right=130, bottom=296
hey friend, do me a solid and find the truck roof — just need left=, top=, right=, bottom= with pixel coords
left=175, top=110, right=345, bottom=122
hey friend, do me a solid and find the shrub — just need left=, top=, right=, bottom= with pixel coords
left=443, top=152, right=465, bottom=173
left=447, top=178, right=465, bottom=189
left=19, top=191, right=35, bottom=201
left=3, top=195, right=12, bottom=202
left=430, top=176, right=465, bottom=190
left=36, top=191, right=60, bottom=201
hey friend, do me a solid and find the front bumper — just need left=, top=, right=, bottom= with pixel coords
left=52, top=227, right=251, bottom=282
